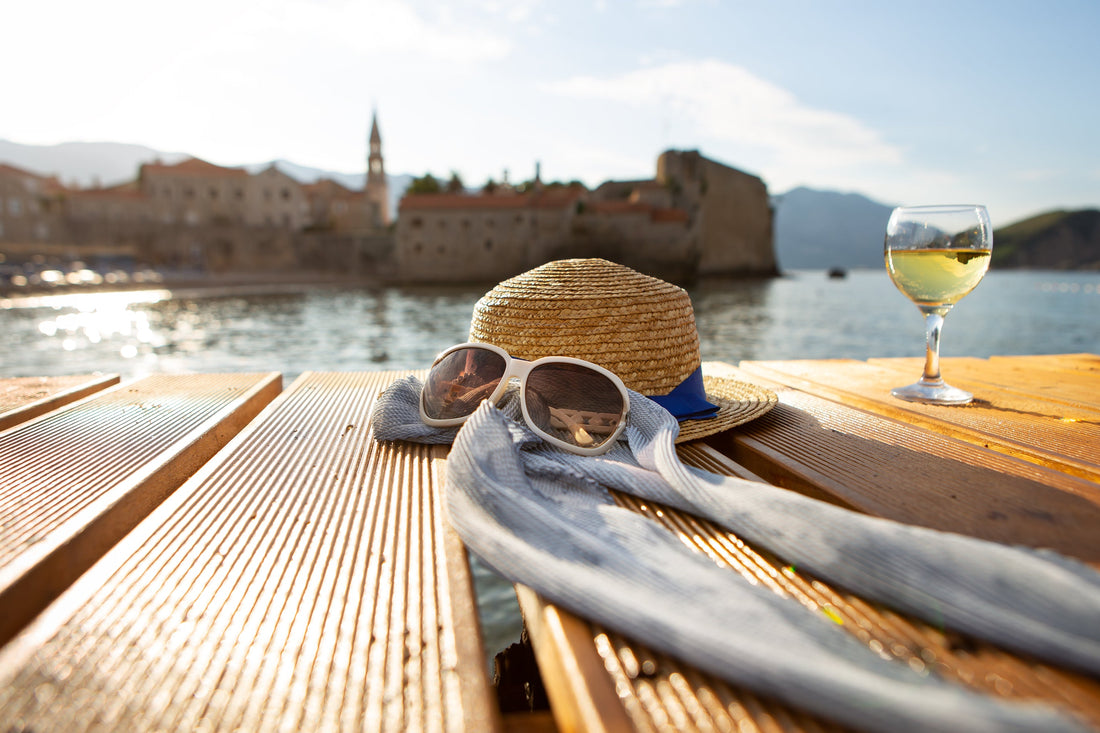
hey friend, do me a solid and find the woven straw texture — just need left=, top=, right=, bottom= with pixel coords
left=469, top=259, right=700, bottom=394
left=468, top=258, right=777, bottom=442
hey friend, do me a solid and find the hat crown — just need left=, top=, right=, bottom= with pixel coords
left=468, top=258, right=701, bottom=395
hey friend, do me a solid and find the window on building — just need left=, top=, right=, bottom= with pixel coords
left=210, top=187, right=219, bottom=199
left=235, top=188, right=244, bottom=199
left=411, top=217, right=423, bottom=229
left=184, top=187, right=194, bottom=199
left=281, top=188, right=290, bottom=200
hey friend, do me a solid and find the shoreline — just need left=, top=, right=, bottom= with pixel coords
left=0, top=271, right=384, bottom=307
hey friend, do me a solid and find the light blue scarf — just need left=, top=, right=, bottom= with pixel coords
left=372, top=376, right=1099, bottom=733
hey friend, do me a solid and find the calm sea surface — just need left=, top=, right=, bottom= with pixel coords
left=2, top=268, right=1098, bottom=659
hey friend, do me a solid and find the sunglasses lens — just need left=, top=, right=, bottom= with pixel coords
left=422, top=347, right=508, bottom=420
left=524, top=363, right=625, bottom=450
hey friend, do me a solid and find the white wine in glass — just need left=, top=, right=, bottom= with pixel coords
left=885, top=205, right=993, bottom=405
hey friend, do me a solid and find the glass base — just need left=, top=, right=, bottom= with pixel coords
left=891, top=379, right=973, bottom=405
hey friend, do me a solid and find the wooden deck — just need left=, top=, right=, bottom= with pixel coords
left=0, top=372, right=281, bottom=646
left=0, top=354, right=1097, bottom=731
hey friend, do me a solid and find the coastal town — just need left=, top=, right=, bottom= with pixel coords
left=0, top=113, right=777, bottom=291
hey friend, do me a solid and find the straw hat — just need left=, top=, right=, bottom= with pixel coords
left=468, top=258, right=777, bottom=442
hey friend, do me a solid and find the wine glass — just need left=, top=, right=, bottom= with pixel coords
left=884, top=204, right=993, bottom=405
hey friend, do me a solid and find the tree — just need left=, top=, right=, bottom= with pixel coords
left=446, top=171, right=465, bottom=194
left=406, top=173, right=441, bottom=195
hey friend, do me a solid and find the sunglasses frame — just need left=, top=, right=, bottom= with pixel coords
left=419, top=342, right=631, bottom=455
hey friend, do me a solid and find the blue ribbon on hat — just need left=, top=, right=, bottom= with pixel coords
left=647, top=366, right=719, bottom=421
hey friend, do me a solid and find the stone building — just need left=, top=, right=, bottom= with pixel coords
left=395, top=188, right=586, bottom=283
left=392, top=150, right=774, bottom=284
left=656, top=150, right=776, bottom=276
left=303, top=179, right=368, bottom=232
left=0, top=164, right=64, bottom=244
left=136, top=158, right=308, bottom=230
left=1, top=113, right=394, bottom=279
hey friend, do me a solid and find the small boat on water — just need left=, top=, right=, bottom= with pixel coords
left=827, top=267, right=847, bottom=279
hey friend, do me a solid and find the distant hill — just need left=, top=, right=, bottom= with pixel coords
left=991, top=209, right=1100, bottom=270
left=0, top=139, right=188, bottom=187
left=772, top=187, right=895, bottom=270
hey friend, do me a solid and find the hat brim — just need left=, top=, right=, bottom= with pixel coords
left=673, top=373, right=778, bottom=443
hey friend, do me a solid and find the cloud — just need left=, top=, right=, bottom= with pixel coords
left=1, top=0, right=512, bottom=164
left=547, top=59, right=903, bottom=171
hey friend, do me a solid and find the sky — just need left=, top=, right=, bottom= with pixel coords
left=4, top=0, right=1099, bottom=227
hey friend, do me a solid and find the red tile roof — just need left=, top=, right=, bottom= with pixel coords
left=0, top=163, right=65, bottom=191
left=650, top=207, right=690, bottom=223
left=67, top=181, right=145, bottom=199
left=586, top=200, right=652, bottom=215
left=400, top=190, right=582, bottom=212
left=140, top=157, right=248, bottom=178
left=585, top=200, right=689, bottom=223
left=303, top=178, right=359, bottom=197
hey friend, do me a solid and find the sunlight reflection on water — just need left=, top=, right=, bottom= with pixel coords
left=3, top=270, right=1098, bottom=385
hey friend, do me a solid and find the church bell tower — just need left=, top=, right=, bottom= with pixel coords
left=365, top=110, right=390, bottom=228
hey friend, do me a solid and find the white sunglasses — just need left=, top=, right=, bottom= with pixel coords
left=419, top=342, right=630, bottom=455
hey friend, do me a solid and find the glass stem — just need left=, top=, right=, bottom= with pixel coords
left=921, top=310, right=945, bottom=385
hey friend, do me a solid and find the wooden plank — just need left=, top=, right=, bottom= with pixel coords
left=520, top=441, right=1100, bottom=733
left=737, top=357, right=1100, bottom=481
left=516, top=585, right=634, bottom=733
left=866, top=356, right=1100, bottom=410
left=0, top=372, right=280, bottom=645
left=0, top=371, right=501, bottom=733
left=992, top=353, right=1100, bottom=372
left=702, top=362, right=1100, bottom=563
left=0, top=374, right=120, bottom=432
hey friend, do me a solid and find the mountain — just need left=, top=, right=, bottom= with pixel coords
left=0, top=139, right=188, bottom=187
left=991, top=209, right=1100, bottom=270
left=771, top=186, right=895, bottom=270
